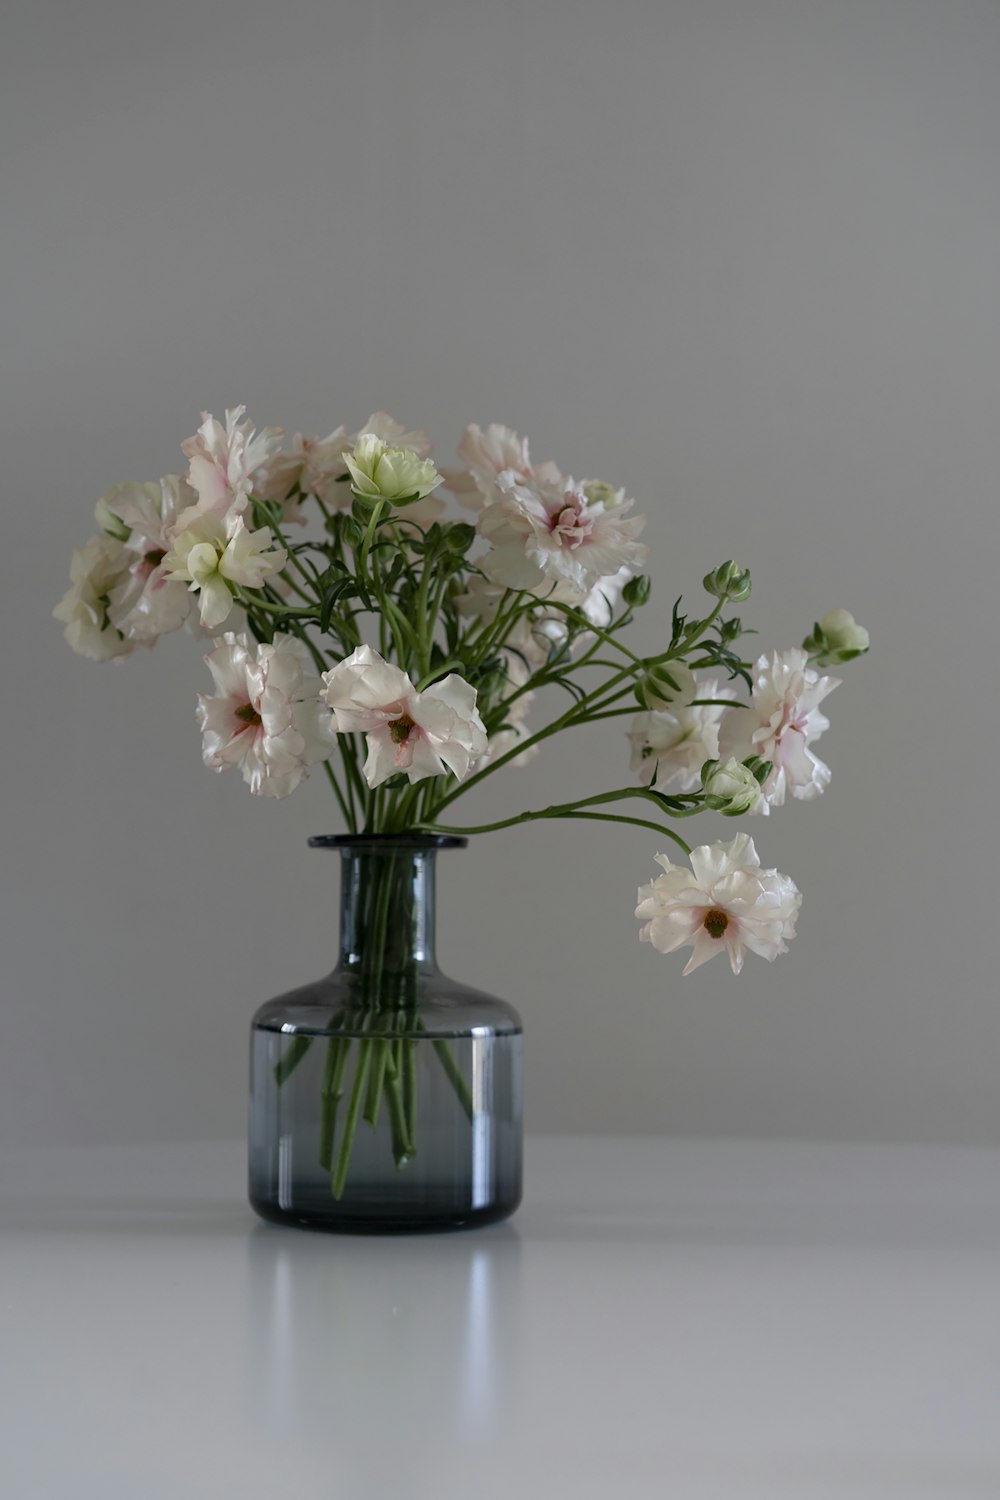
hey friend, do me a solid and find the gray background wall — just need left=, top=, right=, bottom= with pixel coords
left=3, top=0, right=998, bottom=1147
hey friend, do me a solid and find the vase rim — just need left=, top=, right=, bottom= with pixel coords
left=308, top=833, right=467, bottom=851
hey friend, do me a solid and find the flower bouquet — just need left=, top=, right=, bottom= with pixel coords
left=57, top=407, right=868, bottom=1229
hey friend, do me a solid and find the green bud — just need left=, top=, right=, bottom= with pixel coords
left=635, top=660, right=694, bottom=711
left=622, top=574, right=652, bottom=608
left=700, top=756, right=763, bottom=815
left=441, top=522, right=477, bottom=555
left=803, top=609, right=870, bottom=665
left=703, top=560, right=752, bottom=603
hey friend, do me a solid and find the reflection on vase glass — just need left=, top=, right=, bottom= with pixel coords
left=249, top=836, right=522, bottom=1232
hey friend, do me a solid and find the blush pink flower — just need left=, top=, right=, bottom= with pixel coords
left=181, top=406, right=284, bottom=521
left=478, top=473, right=647, bottom=600
left=321, top=645, right=487, bottom=789
left=719, top=649, right=841, bottom=813
left=441, top=423, right=563, bottom=510
left=636, top=834, right=801, bottom=975
left=197, top=633, right=334, bottom=798
left=628, top=679, right=728, bottom=793
left=106, top=475, right=196, bottom=643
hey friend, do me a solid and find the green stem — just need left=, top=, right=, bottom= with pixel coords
left=273, top=1034, right=313, bottom=1086
left=331, top=1043, right=372, bottom=1199
left=432, top=1038, right=474, bottom=1124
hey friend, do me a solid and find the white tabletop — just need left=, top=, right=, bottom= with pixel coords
left=2, top=1136, right=999, bottom=1500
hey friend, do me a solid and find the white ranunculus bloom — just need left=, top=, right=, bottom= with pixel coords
left=105, top=474, right=197, bottom=643
left=181, top=406, right=284, bottom=521
left=636, top=833, right=801, bottom=975
left=478, top=473, right=647, bottom=600
left=441, top=423, right=563, bottom=510
left=197, top=633, right=335, bottom=798
left=628, top=679, right=727, bottom=792
left=719, top=648, right=841, bottom=814
left=344, top=434, right=443, bottom=506
left=163, top=514, right=287, bottom=630
left=321, top=645, right=487, bottom=789
left=53, top=535, right=134, bottom=661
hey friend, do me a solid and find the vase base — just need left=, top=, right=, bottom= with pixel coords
left=248, top=1190, right=521, bottom=1235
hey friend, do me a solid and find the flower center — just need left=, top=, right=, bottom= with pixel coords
left=703, top=908, right=730, bottom=940
left=388, top=713, right=415, bottom=744
left=144, top=548, right=167, bottom=567
left=234, top=702, right=262, bottom=727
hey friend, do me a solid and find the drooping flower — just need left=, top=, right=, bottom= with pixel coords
left=441, top=423, right=563, bottom=510
left=477, top=473, right=647, bottom=600
left=321, top=645, right=487, bottom=789
left=181, top=407, right=284, bottom=521
left=719, top=649, right=840, bottom=814
left=53, top=535, right=134, bottom=661
left=162, top=514, right=287, bottom=630
left=636, top=833, right=801, bottom=975
left=197, top=633, right=335, bottom=798
left=106, top=475, right=197, bottom=643
left=628, top=679, right=728, bottom=792
left=344, top=434, right=442, bottom=506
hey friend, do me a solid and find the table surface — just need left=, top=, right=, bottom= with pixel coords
left=3, top=1136, right=1000, bottom=1500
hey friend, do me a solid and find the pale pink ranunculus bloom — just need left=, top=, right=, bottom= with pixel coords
left=254, top=428, right=350, bottom=517
left=636, top=833, right=801, bottom=975
left=106, top=475, right=196, bottom=643
left=321, top=645, right=487, bottom=789
left=478, top=472, right=647, bottom=600
left=441, top=423, right=563, bottom=510
left=53, top=534, right=134, bottom=661
left=628, top=679, right=728, bottom=793
left=719, top=648, right=841, bottom=814
left=197, top=633, right=334, bottom=798
left=181, top=407, right=284, bottom=521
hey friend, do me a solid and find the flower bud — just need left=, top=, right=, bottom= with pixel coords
left=803, top=608, right=869, bottom=664
left=622, top=574, right=652, bottom=608
left=581, top=479, right=627, bottom=511
left=700, top=756, right=763, bottom=815
left=634, top=660, right=695, bottom=711
left=703, top=560, right=752, bottom=602
left=94, top=496, right=131, bottom=541
left=530, top=617, right=569, bottom=654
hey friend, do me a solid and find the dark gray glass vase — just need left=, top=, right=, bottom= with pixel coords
left=249, top=835, right=523, bottom=1233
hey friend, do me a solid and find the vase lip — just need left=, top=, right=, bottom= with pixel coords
left=309, top=832, right=467, bottom=851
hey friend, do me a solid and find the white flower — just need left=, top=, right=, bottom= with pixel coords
left=720, top=649, right=840, bottom=814
left=477, top=473, right=647, bottom=600
left=344, top=434, right=442, bottom=506
left=254, top=428, right=350, bottom=516
left=441, top=423, right=563, bottom=510
left=163, top=514, right=287, bottom=629
left=181, top=406, right=284, bottom=521
left=475, top=653, right=539, bottom=770
left=629, top=679, right=728, bottom=792
left=321, top=645, right=487, bottom=789
left=636, top=833, right=801, bottom=975
left=197, top=633, right=334, bottom=798
left=106, top=475, right=196, bottom=642
left=54, top=535, right=134, bottom=661
left=700, top=757, right=763, bottom=816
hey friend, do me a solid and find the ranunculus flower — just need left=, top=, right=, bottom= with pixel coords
left=197, top=633, right=335, bottom=798
left=719, top=648, right=840, bottom=813
left=441, top=423, right=563, bottom=509
left=700, top=756, right=763, bottom=816
left=163, top=514, right=287, bottom=629
left=344, top=434, right=442, bottom=506
left=628, top=680, right=728, bottom=792
left=181, top=406, right=284, bottom=521
left=636, top=833, right=801, bottom=974
left=106, top=475, right=197, bottom=642
left=321, top=645, right=486, bottom=789
left=53, top=534, right=134, bottom=661
left=803, top=609, right=870, bottom=664
left=477, top=473, right=647, bottom=600
left=254, top=428, right=350, bottom=516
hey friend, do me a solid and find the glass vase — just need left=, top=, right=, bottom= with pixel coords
left=248, top=835, right=523, bottom=1233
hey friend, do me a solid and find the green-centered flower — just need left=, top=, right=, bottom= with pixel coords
left=344, top=433, right=442, bottom=506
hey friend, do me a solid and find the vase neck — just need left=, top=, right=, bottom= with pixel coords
left=335, top=841, right=441, bottom=976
